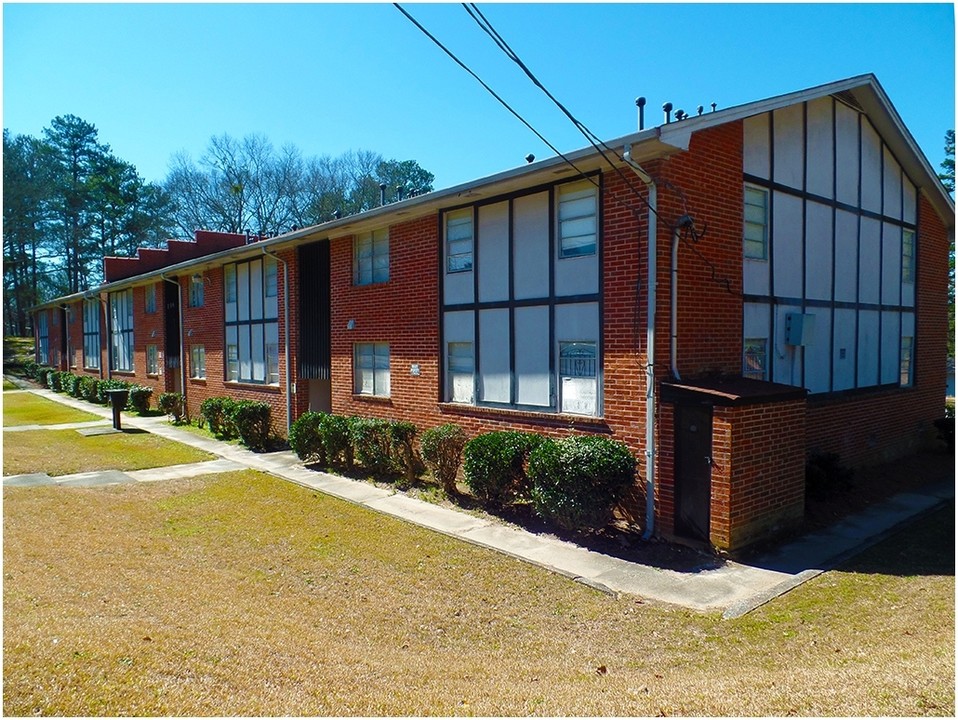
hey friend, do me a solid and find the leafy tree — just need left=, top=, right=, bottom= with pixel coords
left=3, top=130, right=53, bottom=334
left=941, top=130, right=955, bottom=359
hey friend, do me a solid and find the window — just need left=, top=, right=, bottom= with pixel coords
left=558, top=180, right=598, bottom=258
left=190, top=345, right=206, bottom=379
left=189, top=274, right=205, bottom=307
left=902, top=229, right=916, bottom=283
left=36, top=311, right=49, bottom=365
left=65, top=306, right=75, bottom=367
left=224, top=258, right=279, bottom=384
left=559, top=341, right=597, bottom=415
left=744, top=185, right=769, bottom=260
left=447, top=342, right=474, bottom=403
left=743, top=338, right=768, bottom=380
left=83, top=299, right=100, bottom=369
left=224, top=265, right=237, bottom=303
left=145, top=284, right=157, bottom=314
left=354, top=228, right=389, bottom=285
left=226, top=343, right=239, bottom=381
left=900, top=336, right=914, bottom=387
left=147, top=344, right=159, bottom=375
left=446, top=209, right=474, bottom=273
left=265, top=257, right=278, bottom=297
left=109, top=289, right=134, bottom=372
left=354, top=343, right=390, bottom=396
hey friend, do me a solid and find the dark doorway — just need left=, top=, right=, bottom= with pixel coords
left=164, top=281, right=181, bottom=392
left=674, top=403, right=713, bottom=542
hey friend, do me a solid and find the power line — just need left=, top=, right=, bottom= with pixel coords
left=392, top=3, right=602, bottom=197
left=461, top=2, right=659, bottom=218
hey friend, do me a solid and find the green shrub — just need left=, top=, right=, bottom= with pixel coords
left=229, top=400, right=271, bottom=451
left=48, top=370, right=64, bottom=392
left=289, top=411, right=326, bottom=463
left=158, top=392, right=186, bottom=423
left=805, top=452, right=854, bottom=501
left=420, top=423, right=467, bottom=496
left=78, top=375, right=99, bottom=403
left=528, top=435, right=636, bottom=531
left=200, top=397, right=237, bottom=438
left=126, top=385, right=153, bottom=414
left=63, top=373, right=82, bottom=398
left=463, top=431, right=543, bottom=506
left=390, top=420, right=421, bottom=483
left=946, top=398, right=955, bottom=419
left=96, top=379, right=128, bottom=404
left=36, top=367, right=52, bottom=387
left=351, top=417, right=395, bottom=475
left=319, top=414, right=354, bottom=468
left=23, top=360, right=39, bottom=379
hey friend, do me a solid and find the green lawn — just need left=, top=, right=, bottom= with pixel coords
left=3, top=392, right=102, bottom=427
left=3, top=379, right=19, bottom=391
left=2, top=428, right=214, bottom=477
left=3, top=470, right=952, bottom=716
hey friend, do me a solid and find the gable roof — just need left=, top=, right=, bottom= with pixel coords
left=650, top=73, right=954, bottom=229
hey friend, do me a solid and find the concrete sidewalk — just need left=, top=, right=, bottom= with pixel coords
left=5, top=382, right=953, bottom=616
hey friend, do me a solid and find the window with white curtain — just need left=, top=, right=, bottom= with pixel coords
left=110, top=289, right=134, bottom=372
left=83, top=299, right=100, bottom=369
left=354, top=343, right=390, bottom=396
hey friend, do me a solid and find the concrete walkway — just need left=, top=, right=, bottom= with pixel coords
left=4, top=382, right=953, bottom=617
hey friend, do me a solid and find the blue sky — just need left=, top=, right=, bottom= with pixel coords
left=4, top=3, right=955, bottom=191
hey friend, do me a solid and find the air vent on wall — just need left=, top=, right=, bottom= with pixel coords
left=832, top=90, right=864, bottom=113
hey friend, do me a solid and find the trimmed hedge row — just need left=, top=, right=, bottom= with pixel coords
left=199, top=396, right=272, bottom=451
left=288, top=412, right=421, bottom=481
left=36, top=368, right=155, bottom=415
left=290, top=413, right=636, bottom=531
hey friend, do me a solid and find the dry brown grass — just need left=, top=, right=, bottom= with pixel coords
left=3, top=470, right=953, bottom=716
left=2, top=429, right=214, bottom=477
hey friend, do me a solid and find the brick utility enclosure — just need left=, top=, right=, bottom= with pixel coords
left=32, top=75, right=954, bottom=551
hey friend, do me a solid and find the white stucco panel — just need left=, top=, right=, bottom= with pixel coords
left=834, top=209, right=859, bottom=303
left=882, top=146, right=902, bottom=220
left=857, top=309, right=880, bottom=388
left=806, top=97, right=834, bottom=198
left=743, top=113, right=770, bottom=179
left=514, top=305, right=551, bottom=407
left=881, top=222, right=902, bottom=305
left=860, top=121, right=882, bottom=214
left=832, top=307, right=857, bottom=391
left=772, top=192, right=803, bottom=298
left=805, top=201, right=833, bottom=301
left=773, top=104, right=805, bottom=190
left=858, top=217, right=881, bottom=304
left=512, top=192, right=550, bottom=301
left=478, top=201, right=510, bottom=303
left=835, top=102, right=860, bottom=207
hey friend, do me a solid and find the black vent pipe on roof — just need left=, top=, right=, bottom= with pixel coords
left=662, top=102, right=673, bottom=124
left=636, top=96, right=646, bottom=131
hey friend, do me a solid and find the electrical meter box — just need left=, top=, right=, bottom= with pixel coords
left=785, top=312, right=815, bottom=346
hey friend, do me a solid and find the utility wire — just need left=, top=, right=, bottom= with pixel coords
left=462, top=2, right=659, bottom=218
left=393, top=3, right=601, bottom=197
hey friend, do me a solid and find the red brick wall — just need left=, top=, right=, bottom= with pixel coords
left=654, top=122, right=745, bottom=377
left=804, top=195, right=950, bottom=466
left=175, top=259, right=293, bottom=438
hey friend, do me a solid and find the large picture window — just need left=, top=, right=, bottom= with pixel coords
left=36, top=311, right=49, bottom=365
left=224, top=257, right=279, bottom=384
left=109, top=289, right=134, bottom=372
left=83, top=299, right=100, bottom=369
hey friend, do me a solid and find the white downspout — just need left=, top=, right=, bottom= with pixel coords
left=623, top=144, right=657, bottom=541
left=263, top=248, right=292, bottom=437
left=160, top=274, right=186, bottom=415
